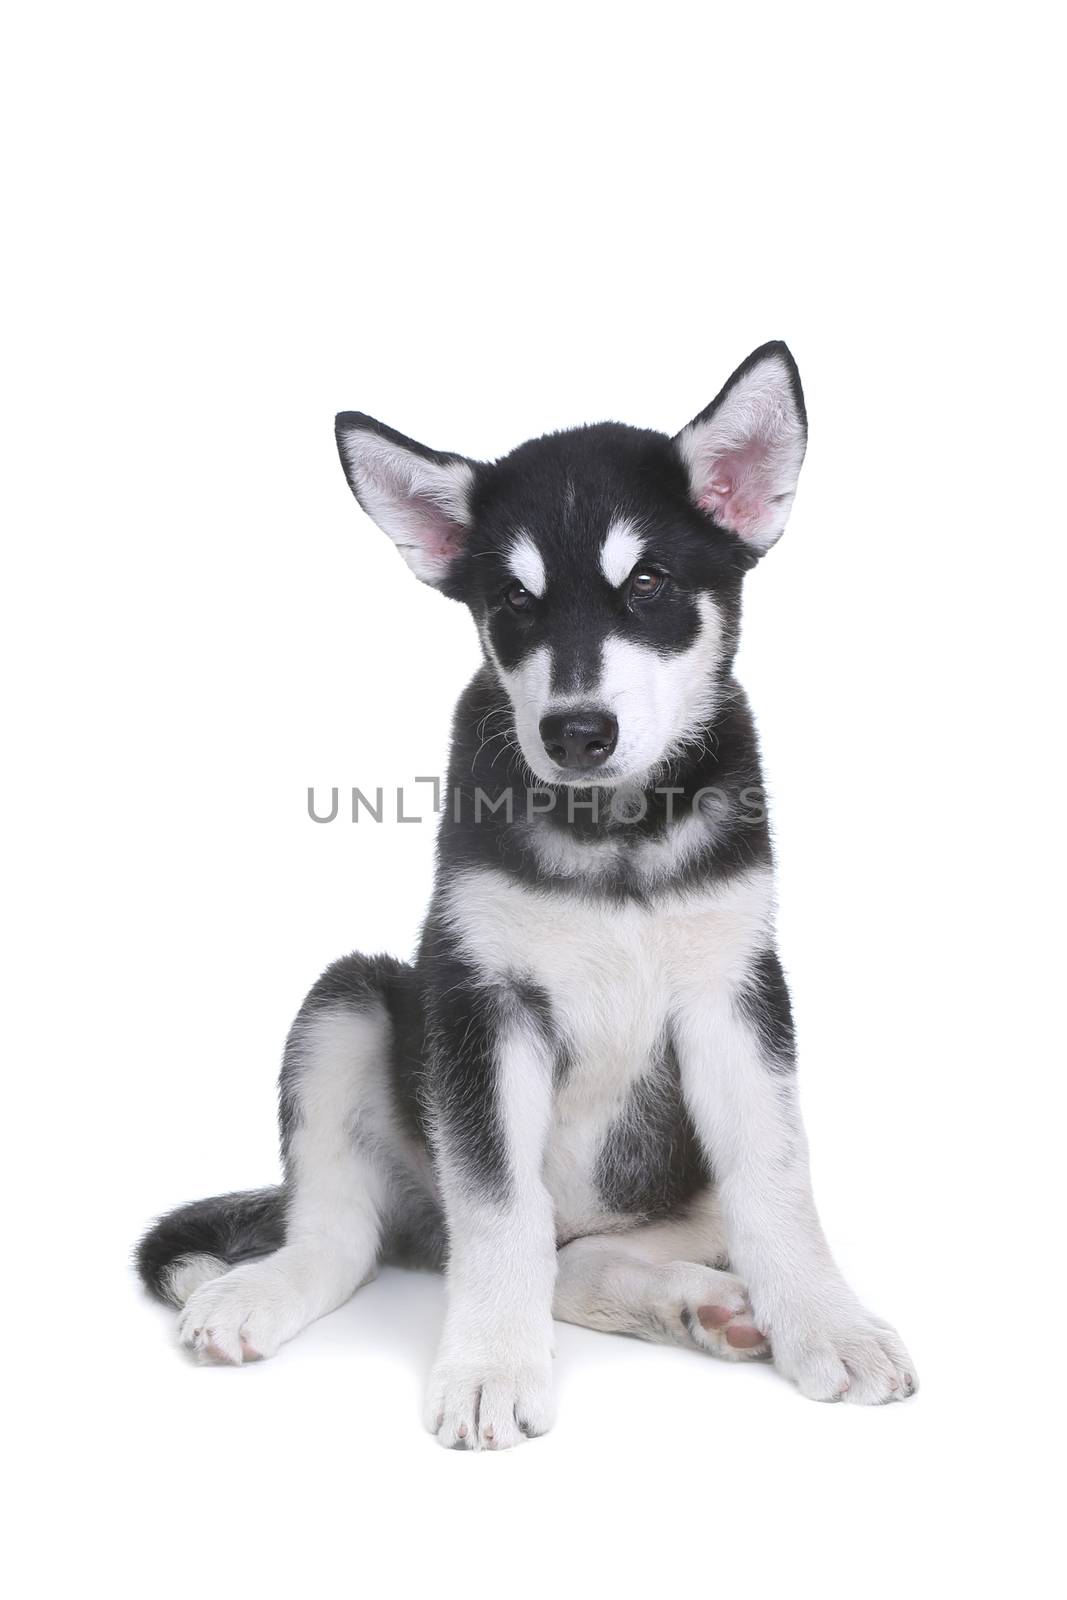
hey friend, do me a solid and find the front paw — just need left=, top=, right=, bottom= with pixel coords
left=771, top=1300, right=917, bottom=1405
left=426, top=1356, right=556, bottom=1450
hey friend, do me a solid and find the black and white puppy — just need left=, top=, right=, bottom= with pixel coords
left=138, top=343, right=916, bottom=1447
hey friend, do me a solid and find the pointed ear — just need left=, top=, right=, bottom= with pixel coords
left=335, top=413, right=480, bottom=587
left=675, top=342, right=807, bottom=554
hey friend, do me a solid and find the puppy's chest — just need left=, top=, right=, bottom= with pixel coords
left=444, top=864, right=772, bottom=1028
left=512, top=897, right=678, bottom=1233
left=442, top=865, right=774, bottom=1233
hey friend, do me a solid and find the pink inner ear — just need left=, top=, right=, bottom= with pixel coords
left=409, top=494, right=466, bottom=564
left=696, top=441, right=772, bottom=542
left=427, top=528, right=463, bottom=561
left=698, top=479, right=769, bottom=540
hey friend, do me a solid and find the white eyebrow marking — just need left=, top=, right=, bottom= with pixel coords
left=599, top=517, right=645, bottom=587
left=507, top=531, right=547, bottom=596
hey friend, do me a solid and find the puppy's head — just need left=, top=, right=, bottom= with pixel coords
left=336, top=343, right=806, bottom=787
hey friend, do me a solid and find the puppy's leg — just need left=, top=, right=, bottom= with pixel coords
left=553, top=1195, right=768, bottom=1359
left=425, top=989, right=557, bottom=1451
left=179, top=1002, right=392, bottom=1364
left=676, top=951, right=917, bottom=1404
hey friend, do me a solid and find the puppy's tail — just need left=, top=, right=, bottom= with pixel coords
left=135, top=1186, right=287, bottom=1306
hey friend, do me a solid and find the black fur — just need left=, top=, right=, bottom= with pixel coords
left=593, top=1037, right=711, bottom=1218
left=737, top=948, right=797, bottom=1071
left=136, top=1187, right=286, bottom=1302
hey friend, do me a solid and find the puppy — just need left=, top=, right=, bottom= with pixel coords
left=138, top=342, right=916, bottom=1448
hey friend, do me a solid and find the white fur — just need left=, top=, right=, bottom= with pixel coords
left=598, top=516, right=645, bottom=587
left=162, top=1252, right=226, bottom=1307
left=677, top=351, right=806, bottom=550
left=506, top=530, right=547, bottom=597
left=337, top=427, right=475, bottom=585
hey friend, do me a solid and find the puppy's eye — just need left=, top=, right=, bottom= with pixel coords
left=504, top=580, right=533, bottom=612
left=628, top=568, right=666, bottom=601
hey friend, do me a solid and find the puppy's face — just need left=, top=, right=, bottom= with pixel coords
left=336, top=343, right=806, bottom=788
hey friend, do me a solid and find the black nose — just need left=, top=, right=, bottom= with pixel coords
left=539, top=710, right=619, bottom=771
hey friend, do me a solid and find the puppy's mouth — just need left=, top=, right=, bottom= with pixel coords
left=522, top=744, right=652, bottom=793
left=545, top=766, right=621, bottom=790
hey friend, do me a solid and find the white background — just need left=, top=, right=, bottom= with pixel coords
left=4, top=3, right=1064, bottom=1596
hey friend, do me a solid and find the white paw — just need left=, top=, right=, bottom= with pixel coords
left=652, top=1263, right=770, bottom=1360
left=426, top=1357, right=556, bottom=1450
left=771, top=1300, right=917, bottom=1404
left=178, top=1259, right=308, bottom=1364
